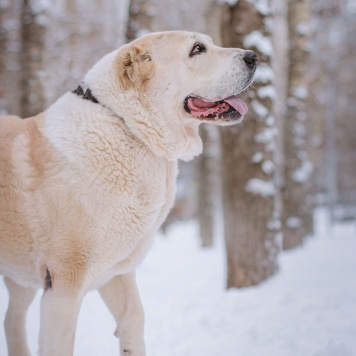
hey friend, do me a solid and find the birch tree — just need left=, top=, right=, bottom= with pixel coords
left=281, top=0, right=313, bottom=250
left=220, top=0, right=280, bottom=288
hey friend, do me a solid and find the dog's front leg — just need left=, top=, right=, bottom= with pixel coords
left=38, top=269, right=85, bottom=356
left=99, top=272, right=146, bottom=356
left=4, top=277, right=36, bottom=356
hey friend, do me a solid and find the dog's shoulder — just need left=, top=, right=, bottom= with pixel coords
left=0, top=115, right=25, bottom=179
left=0, top=113, right=57, bottom=189
left=0, top=114, right=23, bottom=138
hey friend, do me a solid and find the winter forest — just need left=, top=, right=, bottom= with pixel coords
left=0, top=0, right=356, bottom=355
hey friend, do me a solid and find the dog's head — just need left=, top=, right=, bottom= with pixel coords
left=85, top=31, right=257, bottom=161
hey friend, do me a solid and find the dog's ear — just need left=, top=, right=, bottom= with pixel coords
left=116, top=45, right=154, bottom=91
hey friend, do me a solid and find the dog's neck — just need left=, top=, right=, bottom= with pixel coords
left=81, top=51, right=203, bottom=162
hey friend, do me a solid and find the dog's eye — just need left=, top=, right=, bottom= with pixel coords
left=189, top=43, right=206, bottom=57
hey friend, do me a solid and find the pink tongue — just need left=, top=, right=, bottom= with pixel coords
left=224, top=96, right=248, bottom=116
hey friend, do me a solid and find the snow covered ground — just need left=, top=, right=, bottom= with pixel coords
left=1, top=210, right=355, bottom=356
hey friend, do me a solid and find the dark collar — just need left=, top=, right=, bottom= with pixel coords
left=72, top=85, right=99, bottom=104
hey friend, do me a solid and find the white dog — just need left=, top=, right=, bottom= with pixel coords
left=0, top=31, right=257, bottom=355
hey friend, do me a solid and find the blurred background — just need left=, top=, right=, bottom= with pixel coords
left=0, top=0, right=355, bottom=291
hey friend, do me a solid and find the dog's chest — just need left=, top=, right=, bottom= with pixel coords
left=80, top=154, right=178, bottom=280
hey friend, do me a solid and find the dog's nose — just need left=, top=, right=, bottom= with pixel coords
left=243, top=50, right=258, bottom=69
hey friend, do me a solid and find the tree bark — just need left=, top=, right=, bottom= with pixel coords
left=35, top=0, right=129, bottom=107
left=2, top=0, right=129, bottom=118
left=196, top=4, right=224, bottom=248
left=198, top=126, right=218, bottom=247
left=20, top=0, right=46, bottom=117
left=334, top=5, right=356, bottom=216
left=0, top=0, right=6, bottom=114
left=220, top=1, right=280, bottom=288
left=0, top=0, right=23, bottom=116
left=282, top=0, right=313, bottom=250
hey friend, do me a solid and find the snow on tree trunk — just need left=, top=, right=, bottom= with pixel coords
left=282, top=0, right=314, bottom=250
left=220, top=0, right=281, bottom=288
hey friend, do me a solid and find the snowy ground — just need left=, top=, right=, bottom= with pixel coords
left=1, top=210, right=356, bottom=356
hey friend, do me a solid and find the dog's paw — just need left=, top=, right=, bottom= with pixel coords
left=120, top=346, right=146, bottom=356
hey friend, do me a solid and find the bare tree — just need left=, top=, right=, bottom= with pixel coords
left=1, top=0, right=129, bottom=118
left=310, top=0, right=356, bottom=220
left=41, top=0, right=129, bottom=107
left=20, top=0, right=46, bottom=117
left=220, top=0, right=280, bottom=288
left=198, top=125, right=219, bottom=247
left=0, top=0, right=23, bottom=116
left=281, top=0, right=314, bottom=249
left=335, top=4, right=356, bottom=218
left=0, top=0, right=6, bottom=114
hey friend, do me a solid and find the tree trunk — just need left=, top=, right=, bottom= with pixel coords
left=282, top=0, right=313, bottom=250
left=20, top=0, right=46, bottom=117
left=334, top=5, right=356, bottom=217
left=0, top=0, right=23, bottom=116
left=198, top=126, right=219, bottom=247
left=2, top=0, right=129, bottom=118
left=196, top=5, right=224, bottom=248
left=220, top=1, right=280, bottom=288
left=0, top=0, right=6, bottom=114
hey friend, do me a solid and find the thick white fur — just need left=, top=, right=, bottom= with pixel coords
left=0, top=31, right=255, bottom=356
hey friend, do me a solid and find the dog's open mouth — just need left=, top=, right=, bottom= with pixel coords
left=184, top=95, right=248, bottom=123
